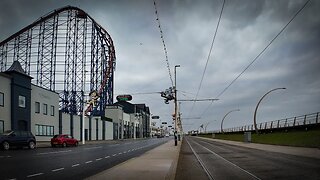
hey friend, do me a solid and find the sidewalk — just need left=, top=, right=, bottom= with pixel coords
left=86, top=139, right=182, bottom=180
left=197, top=137, right=320, bottom=159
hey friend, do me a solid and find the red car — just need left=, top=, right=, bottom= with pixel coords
left=51, top=134, right=79, bottom=147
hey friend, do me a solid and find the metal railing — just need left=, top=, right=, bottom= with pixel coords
left=211, top=112, right=319, bottom=133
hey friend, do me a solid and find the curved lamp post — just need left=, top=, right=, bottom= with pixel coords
left=221, top=109, right=240, bottom=133
left=254, top=87, right=286, bottom=134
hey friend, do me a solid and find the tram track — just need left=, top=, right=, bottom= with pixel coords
left=186, top=137, right=261, bottom=180
left=177, top=136, right=320, bottom=180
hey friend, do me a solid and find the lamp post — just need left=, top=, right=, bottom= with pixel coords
left=254, top=87, right=286, bottom=134
left=174, top=65, right=180, bottom=146
left=221, top=109, right=240, bottom=133
left=82, top=69, right=87, bottom=145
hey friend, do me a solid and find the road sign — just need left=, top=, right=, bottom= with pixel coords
left=116, top=94, right=132, bottom=101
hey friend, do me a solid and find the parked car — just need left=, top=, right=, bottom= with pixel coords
left=0, top=130, right=36, bottom=150
left=51, top=134, right=79, bottom=147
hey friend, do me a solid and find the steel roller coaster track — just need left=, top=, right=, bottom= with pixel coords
left=0, top=6, right=116, bottom=116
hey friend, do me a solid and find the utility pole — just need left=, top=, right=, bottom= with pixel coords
left=174, top=65, right=180, bottom=146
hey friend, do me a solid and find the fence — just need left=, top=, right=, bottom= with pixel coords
left=211, top=112, right=319, bottom=134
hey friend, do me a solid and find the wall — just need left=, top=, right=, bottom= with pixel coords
left=0, top=74, right=11, bottom=132
left=61, top=113, right=71, bottom=135
left=105, top=121, right=113, bottom=140
left=31, top=85, right=59, bottom=141
left=73, top=115, right=81, bottom=140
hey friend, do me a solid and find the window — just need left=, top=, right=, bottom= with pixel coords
left=0, top=120, right=4, bottom=133
left=50, top=105, right=54, bottom=116
left=35, top=124, right=54, bottom=136
left=35, top=102, right=40, bottom=113
left=0, top=92, right=4, bottom=107
left=19, top=95, right=26, bottom=108
left=43, top=103, right=47, bottom=115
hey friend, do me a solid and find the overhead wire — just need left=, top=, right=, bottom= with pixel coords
left=198, top=0, right=311, bottom=120
left=215, top=0, right=311, bottom=99
left=153, top=0, right=174, bottom=87
left=187, top=0, right=226, bottom=116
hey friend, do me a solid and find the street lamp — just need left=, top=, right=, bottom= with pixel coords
left=254, top=87, right=286, bottom=134
left=221, top=109, right=240, bottom=133
left=174, top=65, right=180, bottom=146
left=82, top=69, right=88, bottom=145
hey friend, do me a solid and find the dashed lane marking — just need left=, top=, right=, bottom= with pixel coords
left=84, top=146, right=102, bottom=150
left=27, top=173, right=44, bottom=178
left=72, top=164, right=80, bottom=167
left=52, top=168, right=64, bottom=172
left=96, top=158, right=102, bottom=161
left=105, top=156, right=110, bottom=159
left=37, top=150, right=71, bottom=155
left=0, top=155, right=11, bottom=158
left=85, top=161, right=93, bottom=164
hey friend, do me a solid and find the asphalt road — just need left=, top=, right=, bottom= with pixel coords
left=176, top=136, right=320, bottom=180
left=0, top=138, right=170, bottom=180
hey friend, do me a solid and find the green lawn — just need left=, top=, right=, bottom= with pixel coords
left=199, top=129, right=320, bottom=148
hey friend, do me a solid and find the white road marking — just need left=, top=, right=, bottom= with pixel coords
left=85, top=161, right=93, bottom=164
left=112, top=154, right=117, bottom=156
left=37, top=150, right=71, bottom=155
left=72, top=164, right=80, bottom=167
left=123, top=151, right=127, bottom=154
left=96, top=158, right=102, bottom=161
left=84, top=146, right=102, bottom=150
left=0, top=155, right=11, bottom=158
left=109, top=144, right=120, bottom=146
left=105, top=156, right=110, bottom=159
left=27, top=173, right=44, bottom=178
left=118, top=152, right=122, bottom=155
left=52, top=168, right=64, bottom=172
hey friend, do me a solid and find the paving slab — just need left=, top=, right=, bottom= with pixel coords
left=86, top=139, right=181, bottom=180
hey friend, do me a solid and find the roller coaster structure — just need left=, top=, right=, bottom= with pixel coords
left=0, top=6, right=116, bottom=116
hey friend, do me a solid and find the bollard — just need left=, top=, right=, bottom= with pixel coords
left=244, top=132, right=251, bottom=143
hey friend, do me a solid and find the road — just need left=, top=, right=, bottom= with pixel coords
left=176, top=136, right=320, bottom=180
left=0, top=138, right=169, bottom=180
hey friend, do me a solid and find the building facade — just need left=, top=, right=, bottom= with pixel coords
left=0, top=61, right=151, bottom=142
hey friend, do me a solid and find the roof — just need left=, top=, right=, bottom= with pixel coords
left=5, top=61, right=32, bottom=78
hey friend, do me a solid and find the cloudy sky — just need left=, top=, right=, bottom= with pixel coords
left=1, top=0, right=319, bottom=132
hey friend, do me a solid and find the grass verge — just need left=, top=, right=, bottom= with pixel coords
left=199, top=129, right=320, bottom=148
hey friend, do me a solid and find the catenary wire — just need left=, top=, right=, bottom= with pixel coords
left=196, top=0, right=310, bottom=123
left=215, top=0, right=311, bottom=99
left=187, top=0, right=226, bottom=116
left=153, top=0, right=174, bottom=87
